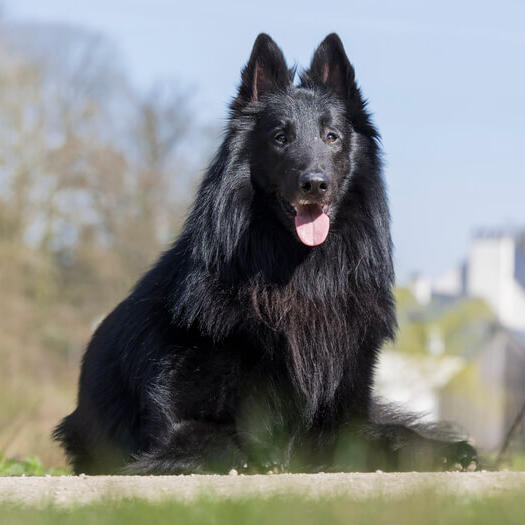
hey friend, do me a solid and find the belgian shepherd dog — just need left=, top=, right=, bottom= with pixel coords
left=54, top=33, right=477, bottom=474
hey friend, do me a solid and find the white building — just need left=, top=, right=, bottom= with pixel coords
left=401, top=231, right=525, bottom=447
left=374, top=351, right=464, bottom=422
left=467, top=232, right=525, bottom=331
left=411, top=230, right=525, bottom=331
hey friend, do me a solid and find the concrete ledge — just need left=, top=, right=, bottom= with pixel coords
left=1, top=472, right=524, bottom=507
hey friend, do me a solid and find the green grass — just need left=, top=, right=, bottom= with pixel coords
left=0, top=454, right=69, bottom=476
left=1, top=492, right=525, bottom=525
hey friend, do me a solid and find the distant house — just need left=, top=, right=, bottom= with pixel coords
left=468, top=231, right=525, bottom=331
left=421, top=230, right=525, bottom=330
left=374, top=351, right=464, bottom=423
left=404, top=230, right=525, bottom=452
left=438, top=327, right=525, bottom=452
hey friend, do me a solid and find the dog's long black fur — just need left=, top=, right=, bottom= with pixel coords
left=54, top=33, right=477, bottom=474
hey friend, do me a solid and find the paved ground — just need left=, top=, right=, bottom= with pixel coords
left=1, top=472, right=525, bottom=507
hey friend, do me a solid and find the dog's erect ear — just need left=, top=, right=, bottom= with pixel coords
left=308, top=34, right=356, bottom=100
left=236, top=34, right=291, bottom=105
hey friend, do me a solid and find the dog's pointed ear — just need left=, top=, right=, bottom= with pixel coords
left=236, top=34, right=291, bottom=106
left=308, top=33, right=356, bottom=100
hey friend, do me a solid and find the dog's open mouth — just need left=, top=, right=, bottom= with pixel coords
left=293, top=203, right=331, bottom=246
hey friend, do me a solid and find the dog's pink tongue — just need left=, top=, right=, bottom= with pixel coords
left=294, top=204, right=330, bottom=246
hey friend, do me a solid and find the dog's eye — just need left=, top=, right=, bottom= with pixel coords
left=274, top=133, right=287, bottom=145
left=326, top=133, right=338, bottom=143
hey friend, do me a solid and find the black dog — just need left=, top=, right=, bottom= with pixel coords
left=54, top=33, right=477, bottom=474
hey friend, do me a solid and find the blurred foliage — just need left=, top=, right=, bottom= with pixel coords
left=0, top=21, right=201, bottom=466
left=2, top=492, right=525, bottom=525
left=392, top=287, right=495, bottom=357
left=508, top=453, right=525, bottom=471
left=0, top=454, right=68, bottom=476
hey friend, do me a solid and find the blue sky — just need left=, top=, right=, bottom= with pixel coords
left=6, top=1, right=525, bottom=281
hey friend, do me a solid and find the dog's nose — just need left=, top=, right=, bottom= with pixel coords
left=299, top=172, right=329, bottom=198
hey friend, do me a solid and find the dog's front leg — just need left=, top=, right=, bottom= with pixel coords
left=331, top=422, right=478, bottom=472
left=123, top=420, right=247, bottom=475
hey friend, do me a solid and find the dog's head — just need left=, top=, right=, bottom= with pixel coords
left=232, top=33, right=376, bottom=247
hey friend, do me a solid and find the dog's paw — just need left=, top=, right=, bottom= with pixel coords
left=440, top=441, right=478, bottom=471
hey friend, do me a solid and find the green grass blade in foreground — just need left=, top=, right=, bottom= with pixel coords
left=2, top=492, right=525, bottom=525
